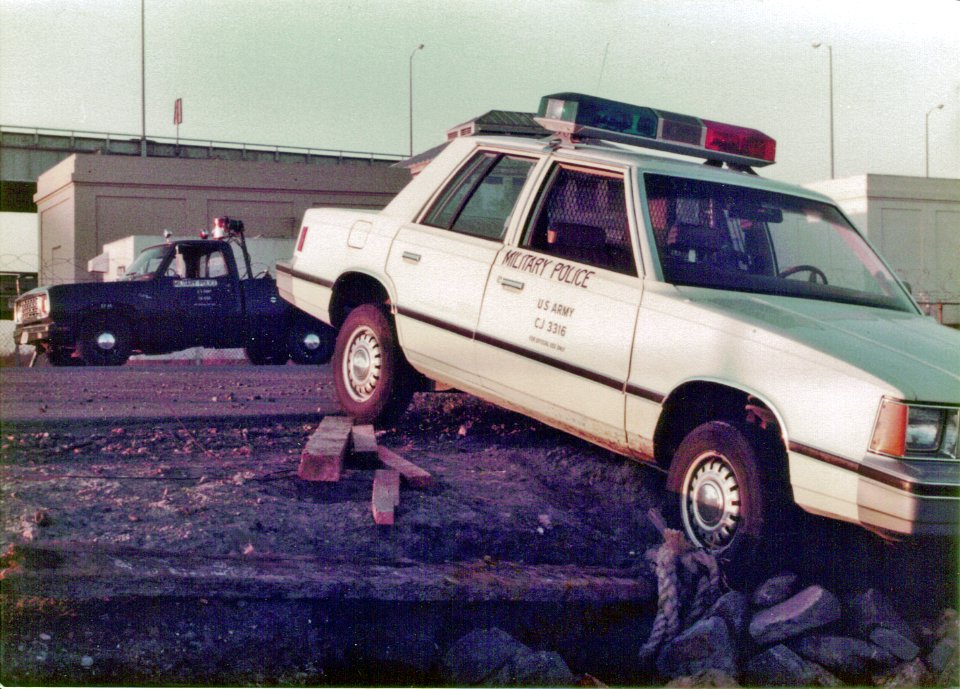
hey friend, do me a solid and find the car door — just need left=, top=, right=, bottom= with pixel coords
left=386, top=149, right=540, bottom=384
left=476, top=162, right=643, bottom=449
left=159, top=244, right=243, bottom=349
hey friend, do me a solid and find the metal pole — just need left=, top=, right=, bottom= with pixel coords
left=140, top=0, right=146, bottom=157
left=409, top=44, right=424, bottom=157
left=812, top=42, right=834, bottom=179
left=925, top=104, right=943, bottom=177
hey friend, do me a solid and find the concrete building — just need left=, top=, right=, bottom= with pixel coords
left=805, top=174, right=960, bottom=325
left=33, top=153, right=409, bottom=285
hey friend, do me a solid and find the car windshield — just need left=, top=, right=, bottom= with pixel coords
left=644, top=174, right=916, bottom=312
left=122, top=246, right=169, bottom=280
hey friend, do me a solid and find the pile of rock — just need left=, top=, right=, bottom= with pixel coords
left=437, top=577, right=958, bottom=687
left=651, top=573, right=957, bottom=687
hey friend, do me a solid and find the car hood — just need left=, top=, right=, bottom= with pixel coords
left=686, top=290, right=960, bottom=402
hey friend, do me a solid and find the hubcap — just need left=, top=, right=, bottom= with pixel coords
left=681, top=452, right=741, bottom=551
left=342, top=326, right=381, bottom=402
left=301, top=332, right=321, bottom=351
left=96, top=332, right=116, bottom=351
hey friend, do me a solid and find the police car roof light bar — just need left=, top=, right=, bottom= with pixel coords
left=534, top=93, right=776, bottom=167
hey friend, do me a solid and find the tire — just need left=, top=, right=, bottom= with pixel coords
left=78, top=317, right=132, bottom=366
left=245, top=342, right=289, bottom=365
left=46, top=346, right=83, bottom=367
left=332, top=304, right=413, bottom=425
left=288, top=317, right=335, bottom=365
left=666, top=421, right=773, bottom=570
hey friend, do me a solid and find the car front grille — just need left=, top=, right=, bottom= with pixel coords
left=16, top=294, right=45, bottom=323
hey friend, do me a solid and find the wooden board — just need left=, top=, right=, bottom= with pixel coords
left=297, top=416, right=354, bottom=481
left=377, top=446, right=433, bottom=489
left=372, top=469, right=401, bottom=525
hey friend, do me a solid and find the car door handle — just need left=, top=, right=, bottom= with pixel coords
left=498, top=276, right=525, bottom=291
left=402, top=251, right=421, bottom=263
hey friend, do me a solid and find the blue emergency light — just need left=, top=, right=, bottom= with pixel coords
left=535, top=93, right=776, bottom=167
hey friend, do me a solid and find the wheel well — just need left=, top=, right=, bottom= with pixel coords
left=328, top=273, right=390, bottom=329
left=78, top=308, right=138, bottom=344
left=653, top=381, right=786, bottom=475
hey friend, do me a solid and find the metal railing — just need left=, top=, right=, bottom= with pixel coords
left=0, top=124, right=407, bottom=164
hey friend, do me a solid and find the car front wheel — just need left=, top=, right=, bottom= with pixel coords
left=332, top=304, right=412, bottom=425
left=288, top=317, right=335, bottom=365
left=667, top=421, right=772, bottom=568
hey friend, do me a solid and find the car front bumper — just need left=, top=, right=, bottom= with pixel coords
left=13, top=321, right=74, bottom=348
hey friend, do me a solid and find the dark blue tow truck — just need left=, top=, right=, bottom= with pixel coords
left=13, top=218, right=335, bottom=367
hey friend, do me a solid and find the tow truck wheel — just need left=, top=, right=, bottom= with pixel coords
left=667, top=421, right=772, bottom=573
left=333, top=304, right=413, bottom=424
left=246, top=341, right=289, bottom=365
left=78, top=317, right=132, bottom=366
left=288, top=318, right=335, bottom=365
left=46, top=346, right=82, bottom=367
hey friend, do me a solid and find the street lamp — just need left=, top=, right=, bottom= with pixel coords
left=925, top=103, right=944, bottom=177
left=812, top=41, right=834, bottom=179
left=409, top=43, right=425, bottom=157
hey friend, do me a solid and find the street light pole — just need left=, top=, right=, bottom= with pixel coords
left=140, top=0, right=146, bottom=157
left=812, top=42, right=834, bottom=179
left=925, top=103, right=944, bottom=178
left=409, top=44, right=424, bottom=157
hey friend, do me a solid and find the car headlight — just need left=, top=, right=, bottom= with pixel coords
left=870, top=398, right=959, bottom=460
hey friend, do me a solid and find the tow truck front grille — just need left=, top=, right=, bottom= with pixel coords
left=16, top=294, right=45, bottom=323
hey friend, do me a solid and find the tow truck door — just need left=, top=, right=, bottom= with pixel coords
left=476, top=162, right=642, bottom=448
left=158, top=244, right=243, bottom=349
left=385, top=151, right=540, bottom=385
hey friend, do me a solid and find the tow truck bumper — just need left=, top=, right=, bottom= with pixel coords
left=12, top=321, right=74, bottom=348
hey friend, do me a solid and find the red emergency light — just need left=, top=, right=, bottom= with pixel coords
left=535, top=93, right=776, bottom=168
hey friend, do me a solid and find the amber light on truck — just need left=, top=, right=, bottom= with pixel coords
left=534, top=92, right=776, bottom=167
left=871, top=399, right=960, bottom=460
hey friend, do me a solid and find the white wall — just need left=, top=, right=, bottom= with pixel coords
left=0, top=212, right=39, bottom=272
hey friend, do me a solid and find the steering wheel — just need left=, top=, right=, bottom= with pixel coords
left=779, top=264, right=828, bottom=284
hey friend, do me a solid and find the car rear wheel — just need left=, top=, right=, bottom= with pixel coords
left=78, top=317, right=132, bottom=366
left=332, top=304, right=413, bottom=425
left=667, top=421, right=772, bottom=571
left=246, top=340, right=289, bottom=365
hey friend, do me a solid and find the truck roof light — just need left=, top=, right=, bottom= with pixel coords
left=535, top=92, right=776, bottom=167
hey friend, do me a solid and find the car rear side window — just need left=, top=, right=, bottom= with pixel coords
left=523, top=164, right=636, bottom=276
left=422, top=152, right=537, bottom=240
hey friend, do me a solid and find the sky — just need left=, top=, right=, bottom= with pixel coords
left=1, top=0, right=958, bottom=185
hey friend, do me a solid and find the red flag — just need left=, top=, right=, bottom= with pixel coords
left=173, top=98, right=183, bottom=125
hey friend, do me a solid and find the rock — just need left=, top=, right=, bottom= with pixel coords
left=440, top=628, right=528, bottom=685
left=870, top=627, right=919, bottom=661
left=489, top=647, right=576, bottom=687
left=872, top=658, right=932, bottom=688
left=656, top=616, right=737, bottom=678
left=706, top=591, right=749, bottom=640
left=665, top=668, right=741, bottom=687
left=925, top=635, right=958, bottom=676
left=792, top=634, right=898, bottom=678
left=80, top=655, right=94, bottom=668
left=748, top=586, right=841, bottom=645
left=752, top=572, right=798, bottom=608
left=744, top=644, right=840, bottom=687
left=846, top=588, right=915, bottom=642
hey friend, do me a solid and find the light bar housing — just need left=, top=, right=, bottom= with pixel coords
left=535, top=92, right=776, bottom=167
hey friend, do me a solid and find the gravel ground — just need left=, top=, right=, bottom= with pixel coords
left=0, top=364, right=956, bottom=685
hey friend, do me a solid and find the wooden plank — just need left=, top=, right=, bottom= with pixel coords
left=372, top=469, right=400, bottom=525
left=350, top=424, right=379, bottom=460
left=377, top=446, right=433, bottom=489
left=297, top=416, right=354, bottom=482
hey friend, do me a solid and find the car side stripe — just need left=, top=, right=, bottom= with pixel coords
left=395, top=305, right=664, bottom=403
left=789, top=441, right=958, bottom=497
left=277, top=263, right=334, bottom=289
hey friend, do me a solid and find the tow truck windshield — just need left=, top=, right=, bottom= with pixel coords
left=645, top=174, right=916, bottom=312
left=122, top=246, right=169, bottom=280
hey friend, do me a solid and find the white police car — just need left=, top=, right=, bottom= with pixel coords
left=278, top=93, right=959, bottom=564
